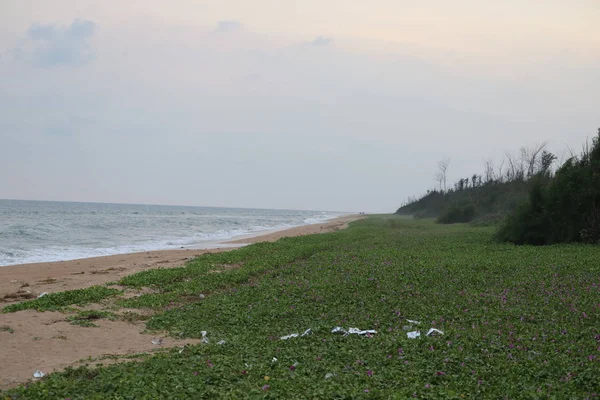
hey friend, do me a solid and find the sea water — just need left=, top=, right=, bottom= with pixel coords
left=0, top=199, right=346, bottom=266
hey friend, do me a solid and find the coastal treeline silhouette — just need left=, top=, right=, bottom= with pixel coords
left=397, top=128, right=600, bottom=245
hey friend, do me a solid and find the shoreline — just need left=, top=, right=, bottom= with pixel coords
left=0, top=215, right=362, bottom=300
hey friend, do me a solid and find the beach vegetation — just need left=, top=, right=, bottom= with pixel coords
left=2, top=286, right=122, bottom=313
left=3, top=216, right=599, bottom=398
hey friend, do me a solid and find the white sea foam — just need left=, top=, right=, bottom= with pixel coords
left=0, top=200, right=347, bottom=266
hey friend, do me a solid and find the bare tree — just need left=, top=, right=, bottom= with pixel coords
left=495, top=158, right=505, bottom=183
left=520, top=142, right=547, bottom=178
left=505, top=152, right=518, bottom=181
left=435, top=158, right=450, bottom=192
left=483, top=159, right=494, bottom=183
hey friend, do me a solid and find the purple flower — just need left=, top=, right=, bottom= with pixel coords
left=193, top=371, right=198, bottom=376
left=262, top=385, right=270, bottom=391
left=424, top=384, right=431, bottom=389
left=364, top=389, right=370, bottom=393
left=290, top=365, right=296, bottom=371
left=437, top=371, right=446, bottom=376
left=366, top=370, right=373, bottom=377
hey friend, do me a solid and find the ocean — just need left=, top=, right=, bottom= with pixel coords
left=0, top=199, right=347, bottom=267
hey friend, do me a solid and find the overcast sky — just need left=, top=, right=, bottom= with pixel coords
left=1, top=1, right=598, bottom=212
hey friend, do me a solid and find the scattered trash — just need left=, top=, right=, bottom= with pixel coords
left=332, top=327, right=377, bottom=337
left=217, top=340, right=226, bottom=345
left=151, top=338, right=163, bottom=345
left=33, top=370, right=45, bottom=379
left=348, top=328, right=377, bottom=335
left=325, top=372, right=336, bottom=379
left=199, top=294, right=205, bottom=299
left=407, top=331, right=421, bottom=339
left=38, top=292, right=49, bottom=298
left=272, top=357, right=278, bottom=363
left=281, top=333, right=299, bottom=340
left=179, top=345, right=186, bottom=353
left=426, top=328, right=444, bottom=336
left=281, top=328, right=312, bottom=340
left=406, top=319, right=421, bottom=325
left=200, top=331, right=209, bottom=344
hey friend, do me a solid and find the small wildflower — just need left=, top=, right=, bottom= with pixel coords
left=264, top=376, right=270, bottom=381
left=290, top=365, right=296, bottom=371
left=262, top=385, right=270, bottom=391
left=424, top=384, right=431, bottom=389
left=193, top=371, right=198, bottom=376
left=364, top=389, right=370, bottom=393
left=367, top=370, right=373, bottom=377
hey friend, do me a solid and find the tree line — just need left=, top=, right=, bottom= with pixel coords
left=397, top=128, right=600, bottom=245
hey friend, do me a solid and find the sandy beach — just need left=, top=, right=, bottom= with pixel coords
left=0, top=214, right=362, bottom=389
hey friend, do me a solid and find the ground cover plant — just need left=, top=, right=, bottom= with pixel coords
left=2, top=286, right=122, bottom=313
left=3, top=216, right=600, bottom=399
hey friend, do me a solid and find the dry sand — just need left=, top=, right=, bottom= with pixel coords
left=0, top=214, right=362, bottom=389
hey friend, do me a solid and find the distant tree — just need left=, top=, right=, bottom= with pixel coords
left=538, top=150, right=557, bottom=176
left=435, top=159, right=451, bottom=192
left=484, top=159, right=494, bottom=183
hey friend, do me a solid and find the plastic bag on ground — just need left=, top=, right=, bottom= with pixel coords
left=33, top=370, right=45, bottom=378
left=332, top=327, right=377, bottom=336
left=200, top=331, right=209, bottom=343
left=426, top=328, right=444, bottom=336
left=407, top=331, right=421, bottom=339
left=280, top=333, right=299, bottom=340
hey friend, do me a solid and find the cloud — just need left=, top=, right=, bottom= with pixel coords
left=307, top=36, right=333, bottom=47
left=14, top=19, right=96, bottom=67
left=214, top=20, right=242, bottom=33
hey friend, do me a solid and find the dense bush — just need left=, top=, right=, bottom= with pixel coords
left=436, top=202, right=476, bottom=224
left=497, top=129, right=600, bottom=245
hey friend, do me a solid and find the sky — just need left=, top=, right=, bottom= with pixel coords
left=0, top=1, right=598, bottom=212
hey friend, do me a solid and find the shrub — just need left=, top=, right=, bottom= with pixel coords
left=437, top=202, right=476, bottom=224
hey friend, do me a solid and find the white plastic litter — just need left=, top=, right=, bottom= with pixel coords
left=331, top=327, right=377, bottom=336
left=426, top=328, right=444, bottom=336
left=281, top=328, right=312, bottom=340
left=348, top=327, right=377, bottom=335
left=217, top=340, right=226, bottom=345
left=406, top=319, right=421, bottom=325
left=199, top=294, right=205, bottom=299
left=38, top=292, right=48, bottom=298
left=33, top=370, right=45, bottom=378
left=179, top=345, right=186, bottom=353
left=200, top=331, right=209, bottom=343
left=151, top=338, right=163, bottom=345
left=325, top=373, right=335, bottom=379
left=407, top=331, right=421, bottom=339
left=272, top=357, right=278, bottom=363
